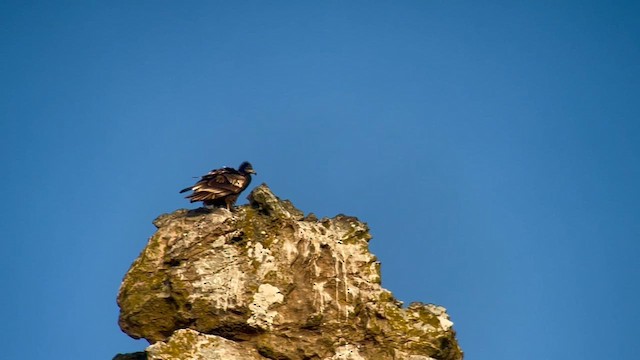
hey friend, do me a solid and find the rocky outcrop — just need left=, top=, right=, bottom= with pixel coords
left=116, top=184, right=463, bottom=360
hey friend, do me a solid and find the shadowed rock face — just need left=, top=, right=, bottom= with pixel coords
left=116, top=184, right=463, bottom=360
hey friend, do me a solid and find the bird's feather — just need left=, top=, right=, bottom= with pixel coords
left=179, top=162, right=255, bottom=209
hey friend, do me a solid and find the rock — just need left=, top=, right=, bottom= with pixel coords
left=112, top=353, right=146, bottom=360
left=116, top=184, right=463, bottom=359
left=146, top=329, right=263, bottom=360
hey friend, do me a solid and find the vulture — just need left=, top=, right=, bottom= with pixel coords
left=179, top=161, right=257, bottom=210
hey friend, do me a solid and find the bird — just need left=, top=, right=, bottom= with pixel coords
left=179, top=161, right=257, bottom=210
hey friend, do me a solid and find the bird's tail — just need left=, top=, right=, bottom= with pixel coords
left=179, top=186, right=192, bottom=193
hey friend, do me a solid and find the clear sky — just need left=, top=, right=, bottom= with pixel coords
left=1, top=1, right=639, bottom=359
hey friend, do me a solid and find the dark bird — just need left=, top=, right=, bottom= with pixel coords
left=179, top=161, right=257, bottom=210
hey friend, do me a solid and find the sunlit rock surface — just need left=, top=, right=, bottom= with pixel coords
left=116, top=184, right=463, bottom=360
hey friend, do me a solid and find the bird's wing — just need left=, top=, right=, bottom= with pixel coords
left=221, top=172, right=248, bottom=189
left=186, top=170, right=248, bottom=202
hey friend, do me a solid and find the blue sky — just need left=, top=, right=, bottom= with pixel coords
left=1, top=1, right=639, bottom=359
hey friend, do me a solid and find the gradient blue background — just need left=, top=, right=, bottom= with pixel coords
left=2, top=1, right=639, bottom=359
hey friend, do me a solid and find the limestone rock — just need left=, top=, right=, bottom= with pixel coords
left=146, top=329, right=263, bottom=360
left=116, top=184, right=463, bottom=359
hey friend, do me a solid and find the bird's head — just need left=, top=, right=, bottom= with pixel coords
left=239, top=161, right=257, bottom=175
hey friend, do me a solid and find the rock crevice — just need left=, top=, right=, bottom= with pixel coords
left=116, top=184, right=463, bottom=360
